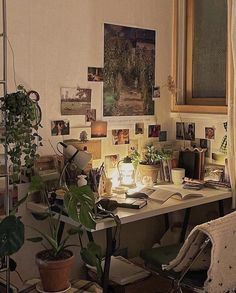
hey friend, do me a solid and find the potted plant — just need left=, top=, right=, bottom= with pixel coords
left=1, top=85, right=43, bottom=183
left=134, top=145, right=172, bottom=183
left=27, top=176, right=102, bottom=292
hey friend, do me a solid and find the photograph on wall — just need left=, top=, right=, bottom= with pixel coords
left=112, top=129, right=129, bottom=145
left=205, top=127, right=215, bottom=140
left=191, top=138, right=211, bottom=158
left=148, top=124, right=161, bottom=138
left=184, top=122, right=195, bottom=141
left=135, top=122, right=144, bottom=135
left=128, top=139, right=139, bottom=155
left=91, top=121, right=107, bottom=138
left=152, top=86, right=160, bottom=100
left=0, top=126, right=5, bottom=144
left=103, top=23, right=155, bottom=116
left=86, top=109, right=96, bottom=122
left=176, top=122, right=184, bottom=140
left=61, top=87, right=91, bottom=115
left=159, top=131, right=167, bottom=142
left=51, top=120, right=70, bottom=136
left=88, top=67, right=103, bottom=82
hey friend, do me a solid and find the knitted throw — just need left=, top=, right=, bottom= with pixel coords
left=163, top=211, right=236, bottom=293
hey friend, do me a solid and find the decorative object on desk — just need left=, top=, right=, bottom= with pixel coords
left=104, top=177, right=112, bottom=196
left=1, top=85, right=43, bottom=183
left=112, top=129, right=129, bottom=145
left=179, top=147, right=206, bottom=180
left=171, top=168, right=185, bottom=185
left=79, top=130, right=88, bottom=142
left=118, top=156, right=136, bottom=187
left=212, top=152, right=227, bottom=165
left=60, top=87, right=91, bottom=115
left=28, top=176, right=102, bottom=292
left=103, top=23, right=155, bottom=117
left=91, top=121, right=107, bottom=138
left=77, top=175, right=87, bottom=187
left=58, top=142, right=92, bottom=189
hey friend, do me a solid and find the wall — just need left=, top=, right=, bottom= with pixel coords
left=4, top=0, right=174, bottom=282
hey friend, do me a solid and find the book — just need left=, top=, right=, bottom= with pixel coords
left=87, top=256, right=150, bottom=285
left=116, top=198, right=147, bottom=209
left=140, top=186, right=203, bottom=204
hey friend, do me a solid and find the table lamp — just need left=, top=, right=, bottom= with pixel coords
left=59, top=142, right=92, bottom=189
left=117, top=156, right=136, bottom=187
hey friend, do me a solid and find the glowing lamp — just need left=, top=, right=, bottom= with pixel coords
left=118, top=156, right=136, bottom=187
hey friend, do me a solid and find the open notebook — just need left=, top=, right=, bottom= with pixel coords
left=140, top=186, right=203, bottom=204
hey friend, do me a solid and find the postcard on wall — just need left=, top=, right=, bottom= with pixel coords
left=205, top=127, right=215, bottom=140
left=152, top=86, right=160, bottom=100
left=51, top=120, right=70, bottom=136
left=86, top=109, right=96, bottom=122
left=135, top=122, right=144, bottom=135
left=148, top=125, right=161, bottom=138
left=91, top=121, right=107, bottom=138
left=103, top=23, right=155, bottom=116
left=88, top=67, right=103, bottom=82
left=61, top=87, right=91, bottom=115
left=128, top=139, right=139, bottom=155
left=112, top=129, right=130, bottom=145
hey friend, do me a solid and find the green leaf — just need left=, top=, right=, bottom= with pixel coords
left=0, top=215, right=24, bottom=257
left=29, top=175, right=45, bottom=192
left=67, top=226, right=83, bottom=236
left=27, top=237, right=43, bottom=242
left=10, top=193, right=29, bottom=215
left=79, top=204, right=96, bottom=230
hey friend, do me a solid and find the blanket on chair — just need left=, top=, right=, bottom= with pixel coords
left=163, top=211, right=236, bottom=293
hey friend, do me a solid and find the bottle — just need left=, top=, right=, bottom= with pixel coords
left=105, top=178, right=112, bottom=196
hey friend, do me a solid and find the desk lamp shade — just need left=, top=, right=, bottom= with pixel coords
left=59, top=142, right=92, bottom=188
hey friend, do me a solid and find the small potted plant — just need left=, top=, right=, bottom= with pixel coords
left=27, top=176, right=102, bottom=292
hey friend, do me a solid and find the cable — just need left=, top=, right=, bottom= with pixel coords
left=6, top=36, right=17, bottom=89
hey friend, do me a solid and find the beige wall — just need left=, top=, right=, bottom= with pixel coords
left=4, top=0, right=174, bottom=282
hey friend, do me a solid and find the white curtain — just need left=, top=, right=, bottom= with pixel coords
left=228, top=0, right=236, bottom=208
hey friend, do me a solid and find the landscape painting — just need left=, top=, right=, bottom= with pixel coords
left=103, top=23, right=155, bottom=116
left=61, top=87, right=91, bottom=115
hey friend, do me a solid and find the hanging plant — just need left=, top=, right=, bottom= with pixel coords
left=1, top=85, right=43, bottom=183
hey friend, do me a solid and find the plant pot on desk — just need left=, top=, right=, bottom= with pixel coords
left=36, top=249, right=74, bottom=292
left=137, top=163, right=161, bottom=184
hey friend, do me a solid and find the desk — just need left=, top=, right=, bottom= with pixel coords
left=27, top=186, right=232, bottom=293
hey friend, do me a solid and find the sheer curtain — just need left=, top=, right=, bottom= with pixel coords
left=227, top=0, right=236, bottom=208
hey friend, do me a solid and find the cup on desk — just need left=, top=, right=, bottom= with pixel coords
left=171, top=168, right=185, bottom=185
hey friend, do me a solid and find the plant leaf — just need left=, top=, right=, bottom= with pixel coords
left=79, top=205, right=96, bottom=230
left=27, top=237, right=43, bottom=242
left=0, top=215, right=24, bottom=257
left=31, top=212, right=51, bottom=221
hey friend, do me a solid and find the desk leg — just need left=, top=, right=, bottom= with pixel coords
left=102, top=227, right=113, bottom=293
left=87, top=231, right=94, bottom=242
left=180, top=208, right=191, bottom=243
left=218, top=200, right=224, bottom=217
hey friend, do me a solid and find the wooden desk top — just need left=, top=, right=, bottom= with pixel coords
left=27, top=185, right=232, bottom=232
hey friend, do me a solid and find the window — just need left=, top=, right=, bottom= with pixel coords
left=173, top=0, right=230, bottom=113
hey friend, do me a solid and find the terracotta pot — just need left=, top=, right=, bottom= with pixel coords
left=137, top=163, right=161, bottom=183
left=36, top=250, right=74, bottom=292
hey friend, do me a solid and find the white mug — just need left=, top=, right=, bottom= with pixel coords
left=171, top=168, right=185, bottom=185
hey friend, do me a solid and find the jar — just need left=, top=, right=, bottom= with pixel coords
left=77, top=175, right=87, bottom=187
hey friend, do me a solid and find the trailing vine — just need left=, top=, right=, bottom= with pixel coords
left=1, top=85, right=43, bottom=183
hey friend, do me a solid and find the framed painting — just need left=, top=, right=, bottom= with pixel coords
left=103, top=23, right=155, bottom=116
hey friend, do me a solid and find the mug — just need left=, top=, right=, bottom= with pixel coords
left=171, top=168, right=185, bottom=185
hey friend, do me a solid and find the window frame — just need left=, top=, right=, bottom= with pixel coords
left=171, top=0, right=231, bottom=114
